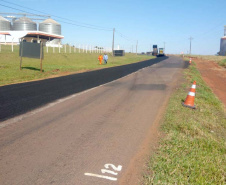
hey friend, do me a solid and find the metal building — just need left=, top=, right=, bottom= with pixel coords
left=219, top=26, right=226, bottom=56
left=39, top=18, right=61, bottom=46
left=12, top=17, right=37, bottom=31
left=0, top=16, right=11, bottom=31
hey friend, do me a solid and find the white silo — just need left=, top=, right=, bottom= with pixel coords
left=0, top=16, right=11, bottom=31
left=219, top=26, right=226, bottom=56
left=39, top=18, right=61, bottom=46
left=12, top=17, right=37, bottom=31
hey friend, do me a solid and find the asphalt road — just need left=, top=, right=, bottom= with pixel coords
left=0, top=56, right=166, bottom=122
left=0, top=56, right=186, bottom=185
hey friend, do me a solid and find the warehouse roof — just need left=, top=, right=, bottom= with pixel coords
left=0, top=30, right=64, bottom=41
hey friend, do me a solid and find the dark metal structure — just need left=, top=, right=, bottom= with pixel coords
left=19, top=42, right=44, bottom=59
left=19, top=41, right=44, bottom=72
left=113, top=50, right=125, bottom=56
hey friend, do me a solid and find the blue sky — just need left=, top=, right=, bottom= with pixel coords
left=1, top=0, right=226, bottom=55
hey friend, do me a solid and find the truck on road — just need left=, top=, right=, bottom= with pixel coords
left=152, top=45, right=158, bottom=56
left=158, top=48, right=165, bottom=56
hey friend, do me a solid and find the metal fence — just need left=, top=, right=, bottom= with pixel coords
left=0, top=43, right=112, bottom=54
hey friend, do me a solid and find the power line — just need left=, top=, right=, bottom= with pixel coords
left=0, top=4, right=40, bottom=17
left=0, top=0, right=138, bottom=50
left=0, top=0, right=112, bottom=31
left=193, top=20, right=225, bottom=41
left=0, top=12, right=50, bottom=18
left=0, top=0, right=112, bottom=30
left=115, top=30, right=136, bottom=42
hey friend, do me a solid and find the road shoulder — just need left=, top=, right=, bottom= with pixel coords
left=194, top=58, right=226, bottom=107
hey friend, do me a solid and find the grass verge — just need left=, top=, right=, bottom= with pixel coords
left=143, top=59, right=226, bottom=184
left=218, top=59, right=226, bottom=67
left=0, top=45, right=155, bottom=86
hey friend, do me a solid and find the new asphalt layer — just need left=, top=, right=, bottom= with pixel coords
left=0, top=56, right=169, bottom=121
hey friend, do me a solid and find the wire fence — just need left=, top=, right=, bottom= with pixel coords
left=0, top=42, right=112, bottom=54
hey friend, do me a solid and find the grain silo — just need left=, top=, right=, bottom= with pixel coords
left=39, top=18, right=61, bottom=46
left=219, top=26, right=226, bottom=56
left=39, top=18, right=61, bottom=35
left=0, top=16, right=11, bottom=31
left=12, top=17, right=37, bottom=31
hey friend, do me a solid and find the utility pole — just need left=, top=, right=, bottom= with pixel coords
left=112, top=28, right=115, bottom=56
left=136, top=40, right=138, bottom=55
left=189, top=36, right=193, bottom=55
left=164, top=42, right=166, bottom=53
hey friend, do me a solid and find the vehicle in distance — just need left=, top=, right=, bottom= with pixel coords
left=158, top=48, right=165, bottom=56
left=152, top=45, right=158, bottom=56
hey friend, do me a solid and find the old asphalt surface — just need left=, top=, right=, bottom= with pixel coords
left=0, top=56, right=187, bottom=185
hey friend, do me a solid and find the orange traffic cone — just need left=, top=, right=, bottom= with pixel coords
left=182, top=81, right=196, bottom=109
left=189, top=58, right=192, bottom=64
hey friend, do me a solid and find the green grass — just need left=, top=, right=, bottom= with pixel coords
left=219, top=59, right=226, bottom=67
left=143, top=60, right=226, bottom=184
left=0, top=45, right=155, bottom=86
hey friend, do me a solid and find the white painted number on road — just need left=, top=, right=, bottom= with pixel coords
left=85, top=163, right=122, bottom=181
left=104, top=164, right=122, bottom=171
left=84, top=173, right=118, bottom=181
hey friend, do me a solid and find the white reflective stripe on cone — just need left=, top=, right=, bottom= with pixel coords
left=191, top=85, right=196, bottom=88
left=188, top=92, right=195, bottom=96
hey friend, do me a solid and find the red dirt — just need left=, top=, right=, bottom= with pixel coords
left=193, top=58, right=226, bottom=107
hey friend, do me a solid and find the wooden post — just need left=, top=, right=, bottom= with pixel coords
left=20, top=41, right=23, bottom=70
left=12, top=38, right=14, bottom=52
left=40, top=42, right=43, bottom=72
left=0, top=35, right=2, bottom=52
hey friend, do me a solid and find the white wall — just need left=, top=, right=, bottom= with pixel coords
left=0, top=35, right=19, bottom=44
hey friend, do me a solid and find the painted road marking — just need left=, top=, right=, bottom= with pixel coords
left=85, top=163, right=122, bottom=181
left=101, top=169, right=118, bottom=175
left=84, top=173, right=117, bottom=181
left=105, top=164, right=122, bottom=171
